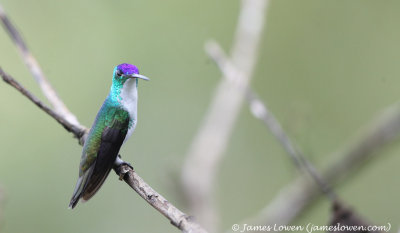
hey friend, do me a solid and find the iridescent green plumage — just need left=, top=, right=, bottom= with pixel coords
left=79, top=101, right=131, bottom=173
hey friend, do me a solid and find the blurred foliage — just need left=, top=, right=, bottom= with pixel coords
left=0, top=0, right=399, bottom=232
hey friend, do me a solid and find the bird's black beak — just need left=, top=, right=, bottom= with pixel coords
left=124, top=74, right=150, bottom=81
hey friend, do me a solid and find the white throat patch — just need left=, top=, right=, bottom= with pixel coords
left=120, top=78, right=138, bottom=142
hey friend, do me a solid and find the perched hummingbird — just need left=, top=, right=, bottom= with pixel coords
left=69, top=63, right=149, bottom=209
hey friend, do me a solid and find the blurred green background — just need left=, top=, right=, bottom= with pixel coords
left=0, top=0, right=399, bottom=232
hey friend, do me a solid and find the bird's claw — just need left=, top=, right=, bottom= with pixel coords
left=122, top=161, right=134, bottom=170
left=114, top=155, right=134, bottom=180
left=118, top=162, right=134, bottom=180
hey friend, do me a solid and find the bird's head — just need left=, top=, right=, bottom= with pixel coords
left=112, top=63, right=150, bottom=84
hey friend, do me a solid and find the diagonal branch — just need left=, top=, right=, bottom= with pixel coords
left=114, top=163, right=207, bottom=233
left=205, top=40, right=337, bottom=201
left=231, top=102, right=400, bottom=227
left=181, top=1, right=269, bottom=231
left=0, top=4, right=80, bottom=126
left=0, top=68, right=207, bottom=233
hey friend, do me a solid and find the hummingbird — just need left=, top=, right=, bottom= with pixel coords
left=69, top=63, right=149, bottom=209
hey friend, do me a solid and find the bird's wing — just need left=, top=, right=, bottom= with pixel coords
left=82, top=114, right=130, bottom=201
left=69, top=109, right=130, bottom=208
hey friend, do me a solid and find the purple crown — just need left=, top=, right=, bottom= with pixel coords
left=117, top=63, right=139, bottom=75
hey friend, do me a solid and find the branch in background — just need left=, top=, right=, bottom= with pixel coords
left=205, top=40, right=336, bottom=201
left=205, top=35, right=398, bottom=229
left=324, top=102, right=400, bottom=183
left=205, top=42, right=382, bottom=231
left=247, top=90, right=336, bottom=199
left=181, top=1, right=269, bottom=231
left=237, top=102, right=400, bottom=226
left=0, top=4, right=80, bottom=126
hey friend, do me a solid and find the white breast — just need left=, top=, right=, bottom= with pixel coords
left=119, top=78, right=138, bottom=143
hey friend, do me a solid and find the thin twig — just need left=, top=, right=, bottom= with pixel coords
left=246, top=91, right=336, bottom=199
left=0, top=4, right=80, bottom=126
left=181, top=1, right=269, bottom=231
left=0, top=68, right=208, bottom=233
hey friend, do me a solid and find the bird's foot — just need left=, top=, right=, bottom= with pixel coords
left=114, top=155, right=134, bottom=180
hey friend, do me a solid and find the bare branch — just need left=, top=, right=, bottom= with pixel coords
left=181, top=1, right=269, bottom=231
left=324, top=103, right=400, bottom=183
left=238, top=102, right=400, bottom=226
left=114, top=164, right=207, bottom=233
left=247, top=90, right=336, bottom=199
left=0, top=4, right=80, bottom=126
left=0, top=69, right=208, bottom=233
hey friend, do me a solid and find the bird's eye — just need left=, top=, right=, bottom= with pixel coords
left=116, top=70, right=122, bottom=77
